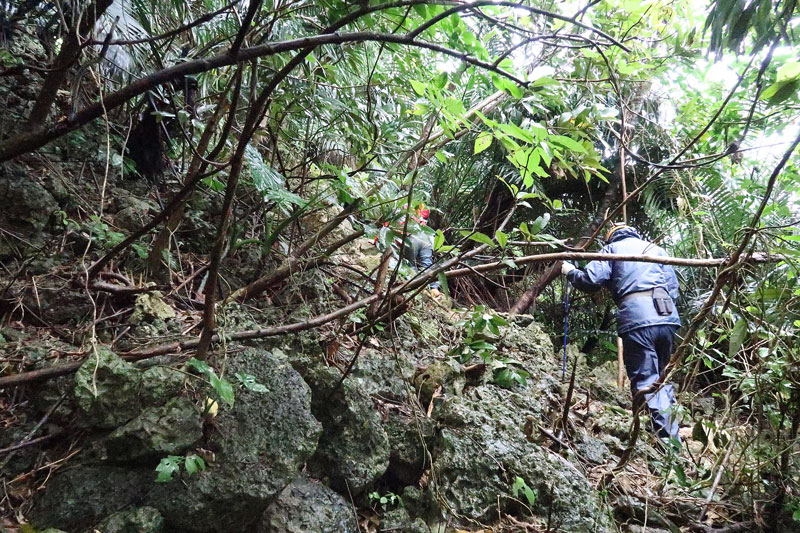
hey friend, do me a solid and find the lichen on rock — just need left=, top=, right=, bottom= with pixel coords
left=73, top=347, right=144, bottom=429
left=149, top=349, right=322, bottom=532
left=258, top=474, right=358, bottom=533
left=301, top=363, right=390, bottom=495
left=96, top=506, right=165, bottom=533
left=105, top=396, right=202, bottom=461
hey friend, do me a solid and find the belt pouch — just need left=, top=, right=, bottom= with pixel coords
left=652, top=287, right=673, bottom=316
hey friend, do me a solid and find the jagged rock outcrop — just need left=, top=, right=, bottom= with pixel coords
left=0, top=167, right=59, bottom=259
left=31, top=465, right=154, bottom=531
left=258, top=474, right=358, bottom=533
left=73, top=347, right=147, bottom=428
left=301, top=362, right=390, bottom=495
left=431, top=381, right=612, bottom=531
left=106, top=397, right=202, bottom=461
left=97, top=506, right=165, bottom=533
left=150, top=349, right=322, bottom=532
left=32, top=348, right=322, bottom=533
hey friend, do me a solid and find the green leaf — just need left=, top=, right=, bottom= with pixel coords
left=495, top=230, right=508, bottom=248
left=434, top=229, right=445, bottom=250
left=552, top=199, right=563, bottom=210
left=549, top=135, right=587, bottom=153
left=460, top=230, right=495, bottom=248
left=186, top=358, right=213, bottom=377
left=474, top=131, right=493, bottom=154
left=728, top=318, right=747, bottom=358
left=435, top=150, right=448, bottom=163
left=210, top=375, right=235, bottom=407
left=410, top=79, right=426, bottom=96
left=530, top=213, right=550, bottom=233
left=523, top=485, right=537, bottom=506
left=498, top=123, right=534, bottom=143
left=776, top=60, right=800, bottom=82
left=184, top=454, right=206, bottom=476
left=501, top=258, right=517, bottom=269
left=235, top=372, right=269, bottom=393
left=155, top=456, right=182, bottom=483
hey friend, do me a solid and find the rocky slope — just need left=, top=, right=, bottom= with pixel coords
left=4, top=293, right=644, bottom=533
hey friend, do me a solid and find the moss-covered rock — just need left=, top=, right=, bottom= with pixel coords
left=139, top=366, right=187, bottom=406
left=258, top=474, right=358, bottom=533
left=73, top=347, right=143, bottom=428
left=96, top=506, right=165, bottom=533
left=380, top=507, right=429, bottom=533
left=432, top=381, right=611, bottom=531
left=413, top=359, right=464, bottom=406
left=351, top=347, right=415, bottom=402
left=302, top=363, right=390, bottom=495
left=384, top=409, right=435, bottom=486
left=0, top=168, right=59, bottom=259
left=113, top=196, right=156, bottom=232
left=105, top=397, right=202, bottom=461
left=131, top=292, right=177, bottom=324
left=150, top=349, right=321, bottom=532
left=499, top=317, right=555, bottom=372
left=30, top=465, right=153, bottom=531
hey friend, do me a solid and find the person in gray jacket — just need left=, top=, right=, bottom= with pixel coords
left=561, top=223, right=681, bottom=442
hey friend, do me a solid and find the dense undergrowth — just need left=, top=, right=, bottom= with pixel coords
left=2, top=1, right=800, bottom=532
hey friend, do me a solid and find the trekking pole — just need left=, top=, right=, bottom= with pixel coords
left=562, top=279, right=570, bottom=381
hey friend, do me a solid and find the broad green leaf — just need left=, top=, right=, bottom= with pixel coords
left=474, top=131, right=493, bottom=154
left=495, top=230, right=508, bottom=248
left=460, top=230, right=496, bottom=248
left=186, top=358, right=212, bottom=377
left=549, top=135, right=587, bottom=153
left=410, top=79, right=426, bottom=96
left=155, top=456, right=182, bottom=483
left=530, top=213, right=550, bottom=233
left=210, top=375, right=235, bottom=407
left=498, top=123, right=534, bottom=143
left=434, top=229, right=445, bottom=250
left=728, top=318, right=747, bottom=358
left=184, top=454, right=206, bottom=476
left=776, top=61, right=800, bottom=82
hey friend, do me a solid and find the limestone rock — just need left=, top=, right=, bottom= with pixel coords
left=30, top=465, right=152, bottom=532
left=380, top=508, right=428, bottom=533
left=73, top=347, right=143, bottom=428
left=96, top=506, right=165, bottom=533
left=351, top=347, right=415, bottom=402
left=131, top=291, right=177, bottom=324
left=0, top=168, right=58, bottom=258
left=150, top=349, right=321, bottom=532
left=575, top=433, right=611, bottom=464
left=258, top=474, right=358, bottom=533
left=106, top=397, right=202, bottom=461
left=139, top=366, right=187, bottom=406
left=113, top=196, right=156, bottom=232
left=302, top=363, right=390, bottom=495
left=432, top=382, right=611, bottom=531
left=384, top=410, right=435, bottom=486
left=413, top=359, right=464, bottom=406
left=499, top=318, right=556, bottom=372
